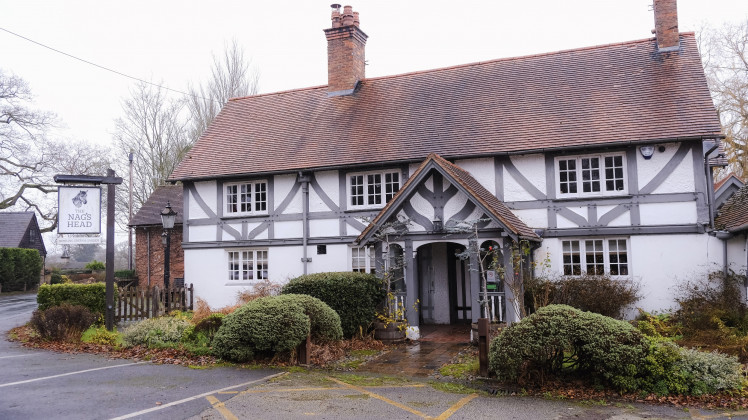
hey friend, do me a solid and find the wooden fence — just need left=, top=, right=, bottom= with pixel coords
left=115, top=284, right=194, bottom=322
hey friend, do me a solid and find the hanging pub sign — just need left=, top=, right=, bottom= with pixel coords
left=58, top=186, right=102, bottom=234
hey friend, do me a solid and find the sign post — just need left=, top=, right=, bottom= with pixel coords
left=55, top=170, right=123, bottom=331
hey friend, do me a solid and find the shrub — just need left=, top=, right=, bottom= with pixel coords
left=213, top=296, right=310, bottom=362
left=675, top=270, right=748, bottom=333
left=212, top=294, right=342, bottom=362
left=183, top=313, right=225, bottom=344
left=488, top=305, right=648, bottom=391
left=121, top=316, right=192, bottom=348
left=236, top=279, right=283, bottom=305
left=675, top=348, right=744, bottom=395
left=114, top=269, right=136, bottom=279
left=524, top=274, right=640, bottom=318
left=37, top=283, right=112, bottom=317
left=281, top=272, right=386, bottom=337
left=30, top=304, right=97, bottom=342
left=0, top=248, right=43, bottom=292
left=82, top=325, right=121, bottom=346
left=85, top=260, right=106, bottom=271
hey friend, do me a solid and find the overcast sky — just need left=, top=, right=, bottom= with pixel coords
left=2, top=0, right=747, bottom=153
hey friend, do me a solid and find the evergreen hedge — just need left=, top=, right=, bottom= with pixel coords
left=37, top=283, right=112, bottom=317
left=0, top=248, right=43, bottom=292
left=212, top=294, right=342, bottom=362
left=281, top=272, right=385, bottom=337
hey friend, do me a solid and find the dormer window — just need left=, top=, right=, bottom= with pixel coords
left=349, top=170, right=400, bottom=208
left=556, top=153, right=626, bottom=197
left=225, top=180, right=267, bottom=216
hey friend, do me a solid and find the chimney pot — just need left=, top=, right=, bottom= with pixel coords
left=353, top=11, right=360, bottom=27
left=324, top=4, right=368, bottom=96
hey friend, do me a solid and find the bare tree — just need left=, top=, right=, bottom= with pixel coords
left=113, top=81, right=190, bottom=218
left=701, top=21, right=748, bottom=179
left=0, top=70, right=111, bottom=232
left=187, top=39, right=259, bottom=143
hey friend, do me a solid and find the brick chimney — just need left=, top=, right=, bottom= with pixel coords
left=324, top=4, right=368, bottom=97
left=653, top=0, right=679, bottom=52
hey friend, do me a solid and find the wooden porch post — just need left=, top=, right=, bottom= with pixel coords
left=404, top=239, right=419, bottom=330
left=469, top=238, right=481, bottom=323
left=502, top=237, right=518, bottom=324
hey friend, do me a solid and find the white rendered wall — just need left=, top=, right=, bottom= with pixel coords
left=455, top=158, right=495, bottom=193
left=274, top=174, right=301, bottom=213
left=639, top=202, right=697, bottom=225
left=310, top=219, right=339, bottom=238
left=726, top=235, right=748, bottom=274
left=189, top=181, right=216, bottom=219
left=637, top=142, right=695, bottom=194
left=189, top=225, right=215, bottom=242
left=513, top=209, right=548, bottom=229
left=310, top=170, right=339, bottom=212
left=536, top=234, right=724, bottom=314
left=509, top=154, right=546, bottom=197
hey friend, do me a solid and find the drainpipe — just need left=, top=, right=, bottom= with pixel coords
left=298, top=172, right=311, bottom=274
left=704, top=142, right=719, bottom=229
left=146, top=229, right=151, bottom=287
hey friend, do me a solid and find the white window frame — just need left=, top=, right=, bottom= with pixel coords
left=560, top=238, right=630, bottom=277
left=224, top=180, right=268, bottom=216
left=555, top=153, right=627, bottom=198
left=348, top=170, right=401, bottom=209
left=227, top=249, right=269, bottom=282
left=352, top=246, right=376, bottom=274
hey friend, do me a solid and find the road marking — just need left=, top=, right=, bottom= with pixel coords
left=435, top=393, right=478, bottom=420
left=328, top=376, right=430, bottom=418
left=0, top=361, right=149, bottom=388
left=206, top=395, right=239, bottom=420
left=109, top=371, right=287, bottom=420
left=0, top=354, right=37, bottom=359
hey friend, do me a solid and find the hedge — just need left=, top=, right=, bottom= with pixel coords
left=281, top=272, right=386, bottom=337
left=0, top=248, right=43, bottom=292
left=212, top=294, right=342, bottom=362
left=489, top=304, right=648, bottom=391
left=37, top=283, right=113, bottom=317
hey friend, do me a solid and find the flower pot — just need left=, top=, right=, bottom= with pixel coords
left=373, top=320, right=407, bottom=343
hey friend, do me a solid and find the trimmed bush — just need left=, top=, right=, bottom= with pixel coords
left=489, top=305, right=648, bottom=391
left=85, top=260, right=106, bottom=271
left=212, top=294, right=342, bottom=362
left=0, top=248, right=43, bottom=292
left=675, top=347, right=744, bottom=395
left=30, top=304, right=97, bottom=342
left=281, top=272, right=386, bottom=337
left=121, top=316, right=192, bottom=348
left=37, top=283, right=112, bottom=317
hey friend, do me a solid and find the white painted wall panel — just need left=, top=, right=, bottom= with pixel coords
left=274, top=174, right=301, bottom=213
left=444, top=191, right=469, bottom=222
left=556, top=206, right=588, bottom=228
left=652, top=149, right=695, bottom=194
left=311, top=170, right=339, bottom=212
left=310, top=219, right=340, bottom=238
left=222, top=223, right=242, bottom=241
left=513, top=209, right=548, bottom=229
left=191, top=181, right=217, bottom=219
left=189, top=225, right=215, bottom=242
left=504, top=168, right=536, bottom=202
left=637, top=142, right=679, bottom=190
left=598, top=205, right=631, bottom=227
left=726, top=236, right=747, bottom=274
left=410, top=191, right=435, bottom=222
left=275, top=221, right=303, bottom=239
left=455, top=158, right=495, bottom=193
left=510, top=154, right=546, bottom=196
left=639, top=202, right=697, bottom=225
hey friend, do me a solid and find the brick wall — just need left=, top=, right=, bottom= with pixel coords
left=324, top=5, right=367, bottom=93
left=134, top=225, right=184, bottom=289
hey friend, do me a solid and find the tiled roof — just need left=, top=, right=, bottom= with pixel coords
left=171, top=33, right=721, bottom=181
left=714, top=173, right=742, bottom=192
left=129, top=185, right=183, bottom=227
left=0, top=212, right=34, bottom=248
left=356, top=154, right=540, bottom=243
left=715, top=184, right=748, bottom=232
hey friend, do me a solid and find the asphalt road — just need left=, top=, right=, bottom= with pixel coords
left=2, top=292, right=747, bottom=420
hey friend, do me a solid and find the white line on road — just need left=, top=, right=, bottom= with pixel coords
left=0, top=354, right=37, bottom=359
left=109, top=371, right=288, bottom=420
left=0, top=361, right=149, bottom=388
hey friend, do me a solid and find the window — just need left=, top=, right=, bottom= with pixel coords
left=349, top=171, right=400, bottom=208
left=556, top=153, right=626, bottom=197
left=225, top=181, right=267, bottom=216
left=352, top=246, right=375, bottom=273
left=228, top=249, right=268, bottom=281
left=561, top=238, right=629, bottom=276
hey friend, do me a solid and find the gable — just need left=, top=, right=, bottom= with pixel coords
left=356, top=154, right=539, bottom=244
